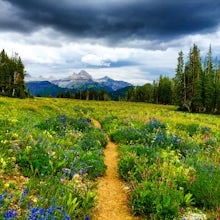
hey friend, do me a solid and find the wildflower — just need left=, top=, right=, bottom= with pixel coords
left=60, top=178, right=65, bottom=183
left=0, top=194, right=4, bottom=206
left=31, top=206, right=39, bottom=214
left=3, top=209, right=18, bottom=219
left=189, top=177, right=196, bottom=183
left=85, top=215, right=90, bottom=220
left=39, top=207, right=45, bottom=215
left=0, top=158, right=7, bottom=168
left=19, top=188, right=28, bottom=204
left=180, top=207, right=185, bottom=213
left=61, top=210, right=71, bottom=220
left=28, top=202, right=32, bottom=209
left=4, top=183, right=10, bottom=188
left=71, top=172, right=76, bottom=177
left=48, top=205, right=56, bottom=215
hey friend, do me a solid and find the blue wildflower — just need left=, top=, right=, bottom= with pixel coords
left=19, top=188, right=28, bottom=204
left=0, top=194, right=4, bottom=206
left=59, top=208, right=71, bottom=219
left=28, top=202, right=32, bottom=210
left=39, top=208, right=45, bottom=215
left=85, top=215, right=90, bottom=220
left=3, top=209, right=18, bottom=219
left=31, top=206, right=40, bottom=214
left=9, top=194, right=14, bottom=200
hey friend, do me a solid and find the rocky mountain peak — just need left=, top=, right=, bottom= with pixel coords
left=70, top=70, right=93, bottom=80
left=98, top=76, right=112, bottom=81
left=26, top=70, right=132, bottom=91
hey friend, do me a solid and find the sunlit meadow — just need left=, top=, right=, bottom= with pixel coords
left=0, top=97, right=220, bottom=219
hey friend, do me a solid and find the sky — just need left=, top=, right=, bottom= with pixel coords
left=0, top=0, right=220, bottom=85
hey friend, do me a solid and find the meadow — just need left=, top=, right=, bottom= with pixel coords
left=0, top=97, right=220, bottom=219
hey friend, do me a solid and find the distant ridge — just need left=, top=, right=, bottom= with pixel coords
left=50, top=70, right=132, bottom=91
left=25, top=81, right=76, bottom=97
left=25, top=70, right=132, bottom=97
left=95, top=76, right=132, bottom=91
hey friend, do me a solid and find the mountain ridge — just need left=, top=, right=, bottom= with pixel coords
left=25, top=70, right=132, bottom=97
left=25, top=70, right=132, bottom=92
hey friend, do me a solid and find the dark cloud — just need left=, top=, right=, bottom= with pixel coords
left=1, top=0, right=220, bottom=44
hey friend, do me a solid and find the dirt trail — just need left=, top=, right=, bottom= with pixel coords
left=92, top=119, right=140, bottom=220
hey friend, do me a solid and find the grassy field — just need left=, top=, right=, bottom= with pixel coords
left=0, top=97, right=220, bottom=219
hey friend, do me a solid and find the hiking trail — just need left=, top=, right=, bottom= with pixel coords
left=92, top=119, right=140, bottom=220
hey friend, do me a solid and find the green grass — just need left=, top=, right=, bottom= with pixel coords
left=0, top=97, right=220, bottom=219
left=0, top=97, right=107, bottom=219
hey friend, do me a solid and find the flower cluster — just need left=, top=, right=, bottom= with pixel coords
left=3, top=209, right=18, bottom=219
left=26, top=205, right=71, bottom=220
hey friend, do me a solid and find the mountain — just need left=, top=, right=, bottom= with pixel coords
left=25, top=70, right=132, bottom=97
left=51, top=70, right=132, bottom=91
left=52, top=70, right=94, bottom=88
left=25, top=73, right=56, bottom=82
left=95, top=76, right=132, bottom=91
left=25, top=81, right=75, bottom=97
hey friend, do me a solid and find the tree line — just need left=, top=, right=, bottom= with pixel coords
left=2, top=45, right=220, bottom=114
left=127, top=44, right=220, bottom=114
left=56, top=89, right=110, bottom=101
left=0, top=49, right=28, bottom=98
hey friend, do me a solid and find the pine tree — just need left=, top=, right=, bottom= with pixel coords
left=0, top=50, right=26, bottom=98
left=203, top=45, right=215, bottom=112
left=143, top=83, right=153, bottom=103
left=186, top=44, right=203, bottom=112
left=153, top=80, right=159, bottom=104
left=158, top=75, right=172, bottom=104
left=0, top=49, right=9, bottom=94
left=16, top=56, right=26, bottom=98
left=182, top=62, right=192, bottom=112
left=135, top=86, right=146, bottom=102
left=126, top=87, right=135, bottom=101
left=214, top=63, right=220, bottom=113
left=173, top=51, right=185, bottom=107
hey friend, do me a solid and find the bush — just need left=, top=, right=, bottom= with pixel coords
left=118, top=152, right=137, bottom=181
left=145, top=117, right=166, bottom=133
left=188, top=160, right=220, bottom=209
left=111, top=128, right=145, bottom=145
left=119, top=145, right=196, bottom=219
left=36, top=115, right=92, bottom=134
left=130, top=180, right=186, bottom=219
left=80, top=128, right=108, bottom=151
left=16, top=139, right=51, bottom=176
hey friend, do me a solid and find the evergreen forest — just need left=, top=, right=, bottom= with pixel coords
left=0, top=49, right=27, bottom=98
left=127, top=44, right=220, bottom=114
left=1, top=44, right=220, bottom=114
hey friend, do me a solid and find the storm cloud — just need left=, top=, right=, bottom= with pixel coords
left=1, top=0, right=220, bottom=84
left=2, top=0, right=220, bottom=44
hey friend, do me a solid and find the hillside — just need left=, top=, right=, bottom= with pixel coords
left=109, top=86, right=133, bottom=101
left=25, top=81, right=76, bottom=97
left=0, top=98, right=219, bottom=219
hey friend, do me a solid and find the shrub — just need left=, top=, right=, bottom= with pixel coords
left=130, top=180, right=185, bottom=219
left=16, top=139, right=51, bottom=176
left=145, top=118, right=166, bottom=133
left=118, top=152, right=138, bottom=181
left=111, top=128, right=145, bottom=145
left=189, top=160, right=220, bottom=209
left=119, top=147, right=196, bottom=219
left=36, top=115, right=92, bottom=134
left=80, top=128, right=108, bottom=151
